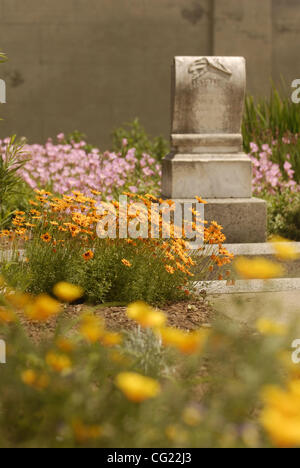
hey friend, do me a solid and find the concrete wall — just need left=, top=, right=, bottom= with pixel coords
left=0, top=0, right=299, bottom=147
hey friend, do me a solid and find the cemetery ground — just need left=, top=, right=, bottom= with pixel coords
left=1, top=56, right=300, bottom=446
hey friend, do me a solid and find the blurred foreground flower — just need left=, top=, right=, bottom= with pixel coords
left=234, top=257, right=284, bottom=280
left=46, top=351, right=72, bottom=373
left=72, top=419, right=102, bottom=443
left=127, top=302, right=166, bottom=328
left=270, top=236, right=300, bottom=261
left=53, top=282, right=84, bottom=303
left=21, top=369, right=49, bottom=390
left=159, top=327, right=209, bottom=355
left=0, top=306, right=17, bottom=323
left=261, top=381, right=300, bottom=448
left=80, top=313, right=104, bottom=343
left=256, top=318, right=287, bottom=336
left=115, top=372, right=161, bottom=403
left=25, top=295, right=61, bottom=321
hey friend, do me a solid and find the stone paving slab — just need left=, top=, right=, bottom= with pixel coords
left=211, top=289, right=300, bottom=329
left=196, top=278, right=300, bottom=294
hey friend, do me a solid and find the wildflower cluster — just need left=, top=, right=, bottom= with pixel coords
left=0, top=190, right=233, bottom=304
left=0, top=135, right=162, bottom=200
left=249, top=141, right=300, bottom=196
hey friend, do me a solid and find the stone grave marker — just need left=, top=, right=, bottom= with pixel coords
left=162, top=56, right=267, bottom=243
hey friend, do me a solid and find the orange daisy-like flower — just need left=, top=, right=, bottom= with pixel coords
left=165, top=265, right=175, bottom=275
left=195, top=196, right=208, bottom=204
left=82, top=250, right=94, bottom=261
left=41, top=233, right=52, bottom=243
left=121, top=259, right=132, bottom=268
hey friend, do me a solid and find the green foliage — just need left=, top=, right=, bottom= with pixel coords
left=0, top=289, right=297, bottom=447
left=266, top=190, right=300, bottom=241
left=0, top=51, right=7, bottom=123
left=242, top=85, right=300, bottom=183
left=0, top=137, right=31, bottom=228
left=3, top=239, right=190, bottom=306
left=112, top=118, right=169, bottom=161
left=0, top=51, right=7, bottom=63
left=63, top=130, right=95, bottom=154
left=242, top=84, right=300, bottom=151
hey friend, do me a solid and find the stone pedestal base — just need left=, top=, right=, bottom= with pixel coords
left=162, top=152, right=252, bottom=199
left=173, top=197, right=267, bottom=243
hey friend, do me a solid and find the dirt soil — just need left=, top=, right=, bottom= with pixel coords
left=17, top=295, right=214, bottom=343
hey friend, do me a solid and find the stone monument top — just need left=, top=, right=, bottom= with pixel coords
left=171, top=56, right=246, bottom=154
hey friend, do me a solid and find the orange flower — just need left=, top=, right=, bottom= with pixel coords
left=115, top=372, right=161, bottom=403
left=121, top=259, right=132, bottom=268
left=195, top=196, right=207, bottom=204
left=21, top=369, right=49, bottom=390
left=0, top=307, right=17, bottom=323
left=41, top=233, right=52, bottom=243
left=165, top=265, right=175, bottom=275
left=46, top=351, right=72, bottom=373
left=82, top=250, right=94, bottom=261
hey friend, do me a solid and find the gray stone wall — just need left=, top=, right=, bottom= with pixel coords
left=0, top=0, right=299, bottom=147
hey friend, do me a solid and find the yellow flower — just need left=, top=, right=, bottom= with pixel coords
left=72, top=419, right=102, bottom=443
left=80, top=313, right=104, bottom=343
left=121, top=259, right=132, bottom=268
left=101, top=332, right=122, bottom=347
left=182, top=406, right=202, bottom=426
left=21, top=369, right=49, bottom=390
left=127, top=302, right=166, bottom=328
left=46, top=351, right=72, bottom=373
left=256, top=318, right=287, bottom=336
left=56, top=337, right=75, bottom=353
left=115, top=372, right=161, bottom=402
left=53, top=282, right=84, bottom=303
left=5, top=292, right=31, bottom=309
left=234, top=257, right=284, bottom=280
left=270, top=236, right=300, bottom=261
left=25, top=295, right=61, bottom=321
left=261, top=383, right=300, bottom=448
left=159, top=327, right=209, bottom=354
left=0, top=306, right=17, bottom=323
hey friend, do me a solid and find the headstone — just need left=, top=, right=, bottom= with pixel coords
left=162, top=56, right=267, bottom=243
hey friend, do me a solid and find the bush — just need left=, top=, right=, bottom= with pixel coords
left=0, top=190, right=233, bottom=305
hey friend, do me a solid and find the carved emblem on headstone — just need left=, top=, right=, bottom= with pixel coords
left=188, top=57, right=232, bottom=87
